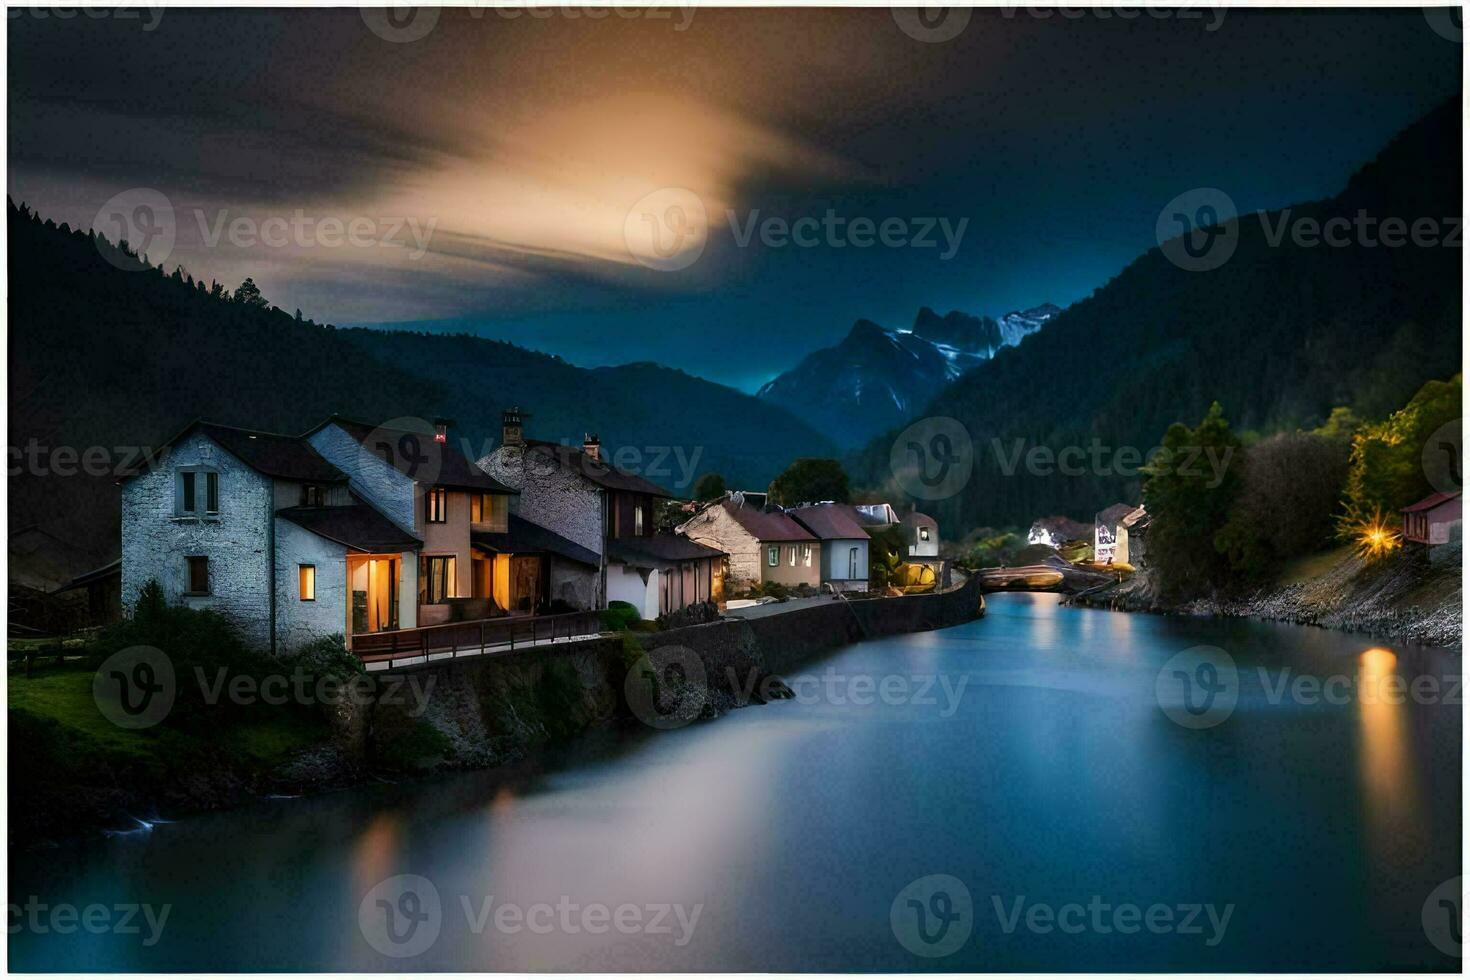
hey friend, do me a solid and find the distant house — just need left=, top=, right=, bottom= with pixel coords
left=479, top=409, right=725, bottom=620
left=790, top=503, right=871, bottom=591
left=900, top=509, right=940, bottom=559
left=1095, top=503, right=1147, bottom=565
left=1401, top=490, right=1462, bottom=550
left=1026, top=515, right=1092, bottom=548
left=678, top=497, right=820, bottom=592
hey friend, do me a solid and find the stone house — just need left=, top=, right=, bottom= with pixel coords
left=479, top=409, right=724, bottom=620
left=678, top=496, right=820, bottom=593
left=789, top=503, right=870, bottom=592
left=121, top=420, right=423, bottom=652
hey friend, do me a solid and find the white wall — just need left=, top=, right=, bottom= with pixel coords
left=121, top=431, right=274, bottom=649
left=607, top=563, right=659, bottom=620
left=273, top=517, right=349, bottom=651
left=821, top=537, right=869, bottom=590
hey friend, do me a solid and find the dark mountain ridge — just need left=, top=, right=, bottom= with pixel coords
left=7, top=204, right=833, bottom=553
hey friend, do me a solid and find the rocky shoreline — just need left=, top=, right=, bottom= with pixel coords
left=1065, top=543, right=1462, bottom=649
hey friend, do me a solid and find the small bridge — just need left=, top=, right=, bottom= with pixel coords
left=973, top=562, right=1120, bottom=593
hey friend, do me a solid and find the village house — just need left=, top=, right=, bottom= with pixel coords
left=789, top=503, right=870, bottom=591
left=304, top=416, right=523, bottom=628
left=1401, top=490, right=1462, bottom=556
left=1094, top=503, right=1147, bottom=565
left=121, top=420, right=427, bottom=652
left=678, top=494, right=820, bottom=593
left=478, top=409, right=725, bottom=620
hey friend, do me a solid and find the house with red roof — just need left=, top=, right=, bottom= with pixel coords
left=1401, top=490, right=1461, bottom=550
left=678, top=494, right=820, bottom=592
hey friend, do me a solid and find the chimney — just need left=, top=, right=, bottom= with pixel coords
left=583, top=433, right=601, bottom=462
left=432, top=417, right=452, bottom=445
left=502, top=407, right=525, bottom=448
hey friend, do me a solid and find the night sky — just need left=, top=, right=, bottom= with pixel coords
left=7, top=7, right=1459, bottom=392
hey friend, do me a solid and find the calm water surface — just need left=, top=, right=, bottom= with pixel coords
left=9, top=594, right=1462, bottom=971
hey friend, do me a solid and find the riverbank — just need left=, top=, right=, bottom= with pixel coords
left=1066, top=542, right=1461, bottom=649
left=9, top=579, right=986, bottom=846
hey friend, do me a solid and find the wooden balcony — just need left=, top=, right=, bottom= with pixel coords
left=352, top=609, right=604, bottom=672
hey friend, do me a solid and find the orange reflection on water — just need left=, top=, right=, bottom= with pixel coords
left=1356, top=646, right=1423, bottom=864
left=351, top=811, right=404, bottom=894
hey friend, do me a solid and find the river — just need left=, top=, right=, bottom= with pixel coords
left=9, top=593, right=1461, bottom=971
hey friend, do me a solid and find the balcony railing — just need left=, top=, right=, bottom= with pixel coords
left=352, top=609, right=603, bottom=669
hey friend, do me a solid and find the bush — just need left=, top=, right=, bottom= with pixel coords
left=599, top=600, right=640, bottom=632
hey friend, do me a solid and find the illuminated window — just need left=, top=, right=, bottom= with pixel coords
left=634, top=504, right=645, bottom=536
left=767, top=545, right=779, bottom=567
left=186, top=556, right=209, bottom=595
left=788, top=546, right=797, bottom=566
left=299, top=564, right=315, bottom=601
left=919, top=526, right=931, bottom=542
left=426, top=487, right=448, bottom=524
left=802, top=545, right=813, bottom=567
left=470, top=493, right=508, bottom=529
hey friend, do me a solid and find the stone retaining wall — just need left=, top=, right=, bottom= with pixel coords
left=368, top=577, right=985, bottom=770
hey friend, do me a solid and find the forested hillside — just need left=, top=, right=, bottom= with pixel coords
left=856, top=98, right=1462, bottom=531
left=8, top=204, right=832, bottom=554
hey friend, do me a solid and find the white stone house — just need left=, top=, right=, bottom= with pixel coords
left=479, top=409, right=725, bottom=620
left=1094, top=503, right=1147, bottom=565
left=121, top=421, right=422, bottom=652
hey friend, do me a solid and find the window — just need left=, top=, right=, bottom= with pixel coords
left=470, top=493, right=508, bottom=529
left=186, top=556, right=209, bottom=595
left=419, top=555, right=456, bottom=603
left=849, top=547, right=860, bottom=580
left=802, top=545, right=813, bottom=567
left=767, top=545, right=779, bottom=567
left=299, top=564, right=315, bottom=601
left=301, top=484, right=324, bottom=507
left=177, top=467, right=219, bottom=516
left=634, top=503, right=645, bottom=536
left=788, top=546, right=797, bottom=566
left=425, top=486, right=448, bottom=524
left=919, top=526, right=931, bottom=542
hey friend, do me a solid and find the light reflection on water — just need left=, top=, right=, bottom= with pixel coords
left=8, top=594, right=1461, bottom=971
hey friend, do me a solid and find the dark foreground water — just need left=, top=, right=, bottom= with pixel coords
left=9, top=594, right=1462, bottom=971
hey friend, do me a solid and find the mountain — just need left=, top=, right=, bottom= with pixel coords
left=758, top=303, right=1058, bottom=447
left=855, top=98, right=1462, bottom=532
left=7, top=203, right=834, bottom=554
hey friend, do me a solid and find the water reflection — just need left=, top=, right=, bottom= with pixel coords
left=8, top=596, right=1460, bottom=972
